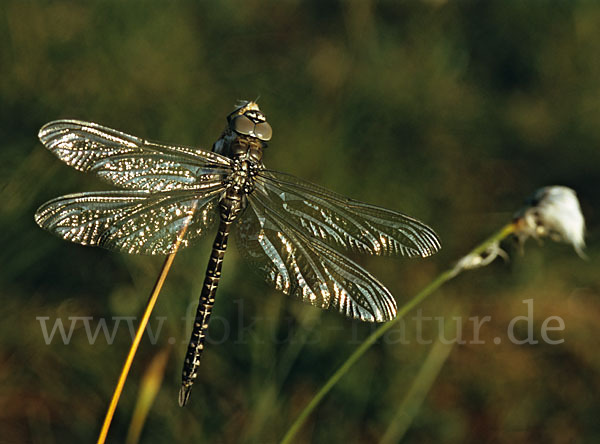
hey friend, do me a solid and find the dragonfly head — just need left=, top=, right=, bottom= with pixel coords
left=227, top=101, right=272, bottom=142
left=213, top=101, right=272, bottom=161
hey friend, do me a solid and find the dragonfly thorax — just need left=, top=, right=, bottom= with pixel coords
left=225, top=158, right=258, bottom=195
left=219, top=158, right=256, bottom=222
left=212, top=130, right=266, bottom=162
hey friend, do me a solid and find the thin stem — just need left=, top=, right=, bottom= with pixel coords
left=125, top=346, right=171, bottom=444
left=97, top=206, right=197, bottom=444
left=280, top=222, right=517, bottom=444
left=97, top=253, right=177, bottom=444
left=379, top=303, right=462, bottom=444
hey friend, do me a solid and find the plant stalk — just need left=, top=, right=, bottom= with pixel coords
left=280, top=222, right=516, bottom=444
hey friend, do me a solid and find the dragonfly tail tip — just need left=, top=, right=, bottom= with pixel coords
left=178, top=385, right=193, bottom=407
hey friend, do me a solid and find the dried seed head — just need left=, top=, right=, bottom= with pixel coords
left=514, top=186, right=586, bottom=258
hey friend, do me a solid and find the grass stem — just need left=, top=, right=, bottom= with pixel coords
left=280, top=222, right=516, bottom=444
left=97, top=252, right=178, bottom=444
left=97, top=205, right=197, bottom=444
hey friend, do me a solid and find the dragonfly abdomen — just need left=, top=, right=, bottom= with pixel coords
left=178, top=195, right=245, bottom=407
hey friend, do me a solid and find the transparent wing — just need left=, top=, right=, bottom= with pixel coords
left=234, top=196, right=397, bottom=322
left=254, top=170, right=441, bottom=258
left=38, top=120, right=233, bottom=192
left=34, top=187, right=223, bottom=255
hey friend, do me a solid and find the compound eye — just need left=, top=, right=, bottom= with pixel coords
left=231, top=115, right=254, bottom=136
left=255, top=122, right=272, bottom=141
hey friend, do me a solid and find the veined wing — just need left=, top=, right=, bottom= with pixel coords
left=34, top=187, right=222, bottom=255
left=234, top=196, right=397, bottom=322
left=254, top=170, right=441, bottom=258
left=39, top=120, right=233, bottom=192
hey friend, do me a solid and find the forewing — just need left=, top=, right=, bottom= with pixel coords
left=254, top=170, right=441, bottom=258
left=38, top=120, right=232, bottom=192
left=35, top=188, right=222, bottom=255
left=234, top=197, right=397, bottom=322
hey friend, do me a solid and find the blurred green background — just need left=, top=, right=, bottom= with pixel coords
left=1, top=1, right=599, bottom=443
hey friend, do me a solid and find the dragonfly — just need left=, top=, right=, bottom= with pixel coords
left=34, top=101, right=441, bottom=406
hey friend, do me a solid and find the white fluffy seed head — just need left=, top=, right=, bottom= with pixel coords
left=514, top=186, right=586, bottom=258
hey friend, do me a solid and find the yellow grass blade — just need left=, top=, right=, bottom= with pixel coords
left=97, top=203, right=198, bottom=444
